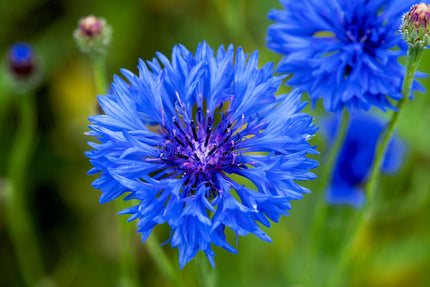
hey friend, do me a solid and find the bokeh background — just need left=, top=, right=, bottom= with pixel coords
left=1, top=0, right=430, bottom=286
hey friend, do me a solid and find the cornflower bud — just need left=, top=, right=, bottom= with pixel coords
left=6, top=42, right=41, bottom=92
left=8, top=42, right=36, bottom=80
left=402, top=3, right=430, bottom=48
left=73, top=15, right=112, bottom=55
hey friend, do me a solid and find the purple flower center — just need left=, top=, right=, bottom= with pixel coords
left=162, top=98, right=242, bottom=173
left=163, top=110, right=237, bottom=174
left=147, top=93, right=263, bottom=197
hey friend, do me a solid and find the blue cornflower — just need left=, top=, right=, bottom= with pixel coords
left=267, top=0, right=426, bottom=113
left=86, top=42, right=318, bottom=268
left=322, top=114, right=405, bottom=208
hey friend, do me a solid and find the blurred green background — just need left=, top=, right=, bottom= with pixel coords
left=1, top=0, right=430, bottom=286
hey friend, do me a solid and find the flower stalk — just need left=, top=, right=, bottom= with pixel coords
left=365, top=47, right=423, bottom=211
left=366, top=2, right=429, bottom=212
left=195, top=252, right=217, bottom=287
left=91, top=53, right=107, bottom=96
left=77, top=16, right=188, bottom=286
left=307, top=111, right=349, bottom=286
left=145, top=235, right=186, bottom=287
left=89, top=41, right=140, bottom=287
left=326, top=5, right=428, bottom=285
left=116, top=201, right=140, bottom=287
left=4, top=43, right=50, bottom=287
left=5, top=91, right=46, bottom=287
left=74, top=15, right=140, bottom=287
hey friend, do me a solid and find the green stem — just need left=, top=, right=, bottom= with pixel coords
left=307, top=111, right=349, bottom=287
left=90, top=54, right=139, bottom=287
left=91, top=54, right=107, bottom=95
left=116, top=202, right=140, bottom=287
left=209, top=0, right=250, bottom=45
left=145, top=235, right=186, bottom=287
left=325, top=208, right=364, bottom=287
left=195, top=252, right=217, bottom=287
left=326, top=47, right=424, bottom=287
left=5, top=91, right=46, bottom=286
left=365, top=47, right=423, bottom=211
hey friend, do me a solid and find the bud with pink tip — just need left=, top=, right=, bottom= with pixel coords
left=73, top=15, right=112, bottom=55
left=402, top=3, right=430, bottom=48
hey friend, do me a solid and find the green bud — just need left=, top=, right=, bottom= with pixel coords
left=402, top=3, right=430, bottom=48
left=73, top=15, right=112, bottom=55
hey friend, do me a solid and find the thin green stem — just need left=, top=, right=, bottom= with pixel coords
left=5, top=91, right=46, bottom=286
left=90, top=54, right=139, bottom=287
left=365, top=47, right=423, bottom=211
left=325, top=208, right=364, bottom=287
left=195, top=253, right=217, bottom=287
left=91, top=54, right=107, bottom=95
left=116, top=202, right=140, bottom=287
left=307, top=111, right=349, bottom=287
left=209, top=0, right=251, bottom=45
left=0, top=91, right=12, bottom=135
left=326, top=47, right=424, bottom=287
left=145, top=235, right=186, bottom=287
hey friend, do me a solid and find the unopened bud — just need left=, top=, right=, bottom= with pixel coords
left=80, top=15, right=103, bottom=37
left=402, top=3, right=430, bottom=48
left=73, top=15, right=112, bottom=55
left=8, top=42, right=35, bottom=79
left=5, top=42, right=41, bottom=92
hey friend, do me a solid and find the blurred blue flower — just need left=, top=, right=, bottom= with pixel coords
left=322, top=114, right=405, bottom=208
left=86, top=42, right=318, bottom=268
left=8, top=42, right=35, bottom=78
left=266, top=0, right=426, bottom=113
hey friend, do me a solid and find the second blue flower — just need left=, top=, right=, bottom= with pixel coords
left=267, top=0, right=426, bottom=113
